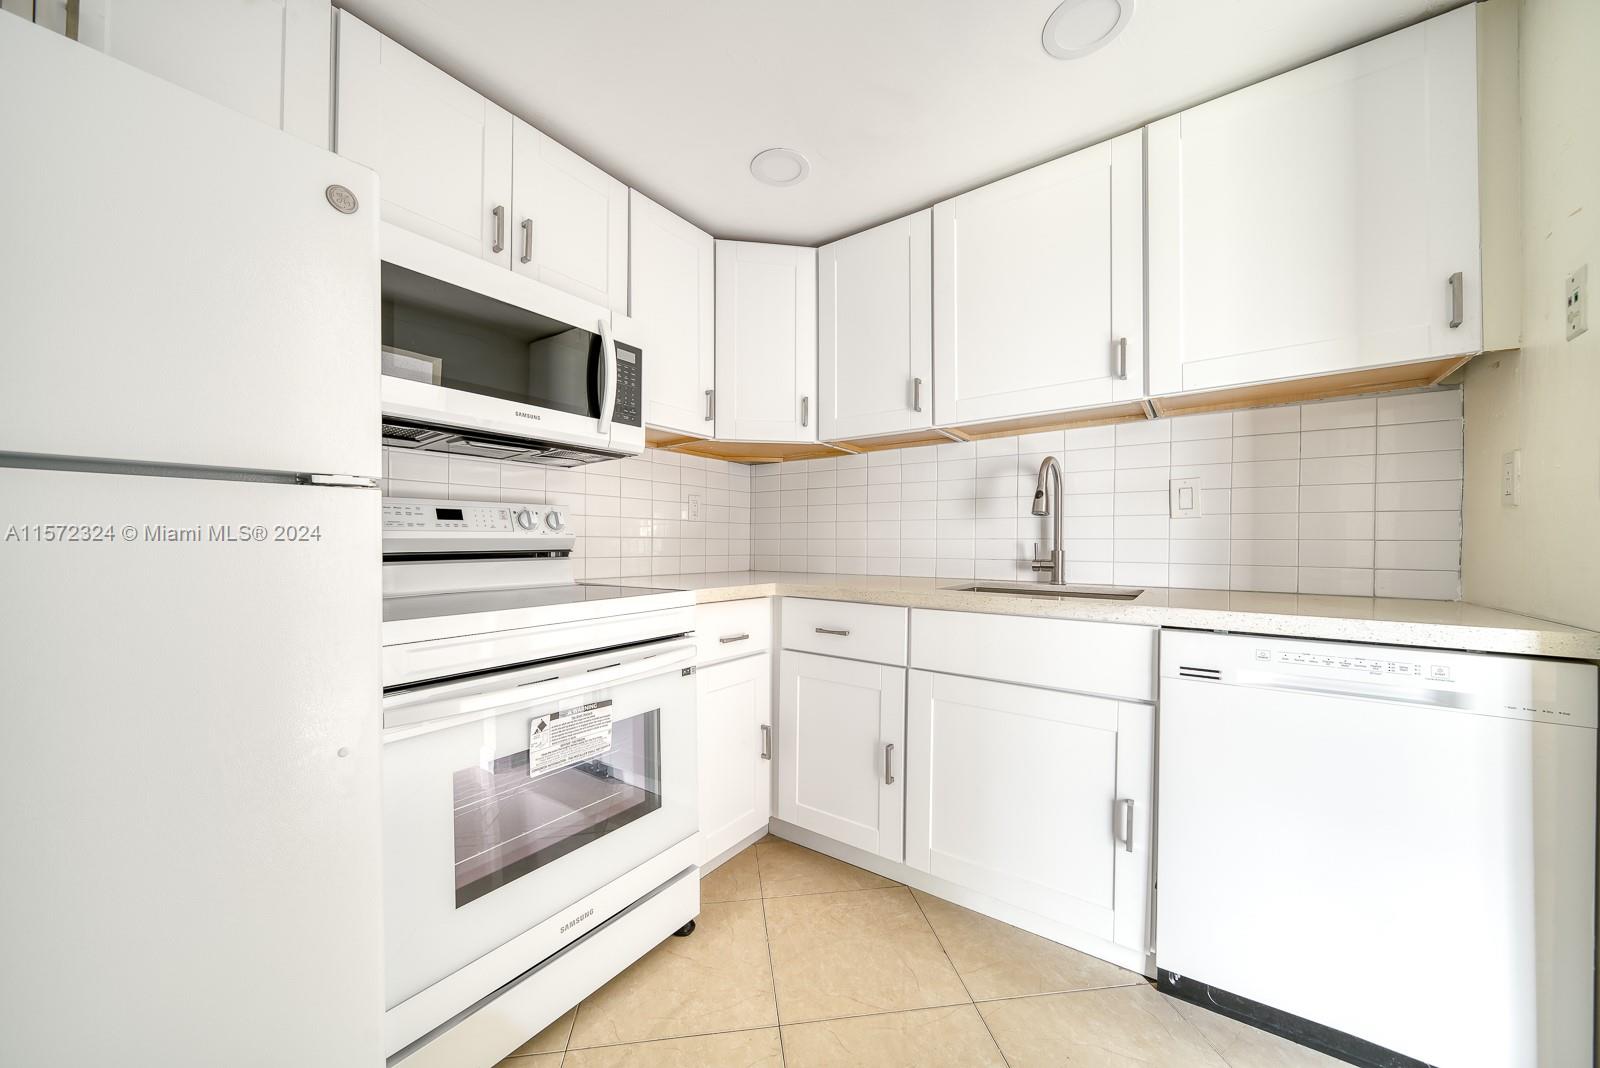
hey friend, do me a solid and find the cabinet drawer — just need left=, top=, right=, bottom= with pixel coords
left=695, top=598, right=773, bottom=666
left=910, top=609, right=1154, bottom=702
left=781, top=598, right=908, bottom=666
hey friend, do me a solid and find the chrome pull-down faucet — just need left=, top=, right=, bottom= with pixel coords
left=1030, top=456, right=1065, bottom=585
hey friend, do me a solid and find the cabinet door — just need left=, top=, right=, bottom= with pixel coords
left=933, top=131, right=1143, bottom=427
left=778, top=651, right=905, bottom=861
left=41, top=0, right=332, bottom=147
left=631, top=190, right=715, bottom=436
left=697, top=653, right=772, bottom=864
left=1147, top=6, right=1480, bottom=396
left=335, top=12, right=513, bottom=265
left=906, top=671, right=1152, bottom=951
left=510, top=120, right=628, bottom=313
left=715, top=241, right=818, bottom=443
left=819, top=210, right=933, bottom=441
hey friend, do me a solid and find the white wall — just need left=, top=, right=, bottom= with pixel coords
left=754, top=390, right=1466, bottom=599
left=1462, top=0, right=1600, bottom=629
left=381, top=446, right=752, bottom=578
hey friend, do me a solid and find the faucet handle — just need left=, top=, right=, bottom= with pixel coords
left=1029, top=542, right=1051, bottom=571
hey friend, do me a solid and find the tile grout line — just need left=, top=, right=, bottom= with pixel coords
left=907, top=888, right=1012, bottom=1068
left=752, top=841, right=789, bottom=1067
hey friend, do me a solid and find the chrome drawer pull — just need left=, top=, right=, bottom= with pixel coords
left=814, top=627, right=850, bottom=637
left=760, top=724, right=772, bottom=760
left=718, top=633, right=750, bottom=644
left=884, top=742, right=895, bottom=785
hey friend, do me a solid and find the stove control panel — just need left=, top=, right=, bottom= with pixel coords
left=381, top=497, right=576, bottom=556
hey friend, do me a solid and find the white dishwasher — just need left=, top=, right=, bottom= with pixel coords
left=1157, top=630, right=1596, bottom=1068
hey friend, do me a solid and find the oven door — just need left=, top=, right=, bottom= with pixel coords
left=381, top=637, right=697, bottom=1016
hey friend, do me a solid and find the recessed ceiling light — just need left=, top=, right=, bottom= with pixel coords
left=1041, top=0, right=1134, bottom=60
left=749, top=148, right=811, bottom=187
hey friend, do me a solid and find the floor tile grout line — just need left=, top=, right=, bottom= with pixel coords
left=564, top=1023, right=784, bottom=1056
left=753, top=841, right=789, bottom=1067
left=908, top=888, right=1012, bottom=1068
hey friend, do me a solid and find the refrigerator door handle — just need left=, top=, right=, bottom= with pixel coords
left=300, top=474, right=380, bottom=488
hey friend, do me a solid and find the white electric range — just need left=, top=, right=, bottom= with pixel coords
left=380, top=497, right=701, bottom=1068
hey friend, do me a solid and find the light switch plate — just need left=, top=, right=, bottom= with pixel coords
left=687, top=494, right=701, bottom=520
left=1568, top=265, right=1589, bottom=341
left=1501, top=450, right=1522, bottom=507
left=1169, top=476, right=1202, bottom=518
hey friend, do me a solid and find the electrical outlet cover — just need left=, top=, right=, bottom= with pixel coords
left=1567, top=265, right=1588, bottom=341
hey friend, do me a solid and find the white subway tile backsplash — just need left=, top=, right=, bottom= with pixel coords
left=1375, top=511, right=1463, bottom=541
left=1377, top=420, right=1463, bottom=454
left=1375, top=450, right=1462, bottom=483
left=1299, top=540, right=1375, bottom=569
left=1298, top=567, right=1375, bottom=596
left=1232, top=460, right=1300, bottom=488
left=1300, top=397, right=1376, bottom=431
left=1300, top=427, right=1376, bottom=458
left=1116, top=420, right=1172, bottom=445
left=1376, top=480, right=1461, bottom=511
left=1299, top=483, right=1374, bottom=513
left=1232, top=540, right=1298, bottom=566
left=1374, top=540, right=1461, bottom=571
left=1300, top=455, right=1375, bottom=485
left=1171, top=438, right=1233, bottom=466
left=1230, top=565, right=1298, bottom=593
left=1232, top=487, right=1299, bottom=513
left=1170, top=563, right=1231, bottom=589
left=1232, top=433, right=1300, bottom=461
left=1375, top=569, right=1460, bottom=600
left=1299, top=512, right=1375, bottom=540
left=1232, top=406, right=1300, bottom=436
left=1378, top=390, right=1462, bottom=425
left=1169, top=412, right=1233, bottom=441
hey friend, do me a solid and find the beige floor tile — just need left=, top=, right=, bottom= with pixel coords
left=1169, top=996, right=1347, bottom=1067
left=781, top=1004, right=1007, bottom=1067
left=503, top=1007, right=575, bottom=1056
left=562, top=1027, right=783, bottom=1067
left=764, top=886, right=969, bottom=1023
left=568, top=899, right=777, bottom=1048
left=701, top=845, right=762, bottom=903
left=977, top=984, right=1229, bottom=1067
left=754, top=838, right=897, bottom=898
left=493, top=1053, right=562, bottom=1068
left=912, top=888, right=1142, bottom=1000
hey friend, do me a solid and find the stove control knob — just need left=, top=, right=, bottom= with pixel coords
left=545, top=509, right=566, bottom=532
left=514, top=508, right=537, bottom=531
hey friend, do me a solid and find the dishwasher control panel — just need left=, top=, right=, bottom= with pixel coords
left=1165, top=630, right=1597, bottom=729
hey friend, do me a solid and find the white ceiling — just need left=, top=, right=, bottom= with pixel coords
left=339, top=0, right=1462, bottom=245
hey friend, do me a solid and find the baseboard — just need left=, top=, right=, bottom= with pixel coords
left=769, top=820, right=1153, bottom=977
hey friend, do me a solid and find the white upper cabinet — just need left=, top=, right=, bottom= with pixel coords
left=35, top=0, right=332, bottom=147
left=510, top=120, right=627, bottom=313
left=819, top=210, right=933, bottom=442
left=933, top=131, right=1144, bottom=427
left=630, top=190, right=716, bottom=436
left=715, top=242, right=818, bottom=443
left=1147, top=5, right=1484, bottom=396
left=336, top=12, right=513, bottom=266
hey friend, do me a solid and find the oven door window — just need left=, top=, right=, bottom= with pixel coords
left=452, top=699, right=660, bottom=908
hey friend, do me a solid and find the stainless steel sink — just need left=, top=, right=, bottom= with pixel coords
left=950, top=581, right=1145, bottom=601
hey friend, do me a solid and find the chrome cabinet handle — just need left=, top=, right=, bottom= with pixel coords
left=1115, top=337, right=1128, bottom=380
left=491, top=205, right=505, bottom=254
left=705, top=388, right=715, bottom=422
left=1119, top=798, right=1135, bottom=853
left=718, top=633, right=749, bottom=644
left=760, top=724, right=772, bottom=761
left=520, top=218, right=533, bottom=264
left=800, top=395, right=810, bottom=427
left=814, top=627, right=850, bottom=637
left=884, top=742, right=895, bottom=785
left=912, top=377, right=924, bottom=413
left=1448, top=271, right=1464, bottom=328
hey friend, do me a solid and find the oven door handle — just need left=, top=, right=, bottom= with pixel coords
left=383, top=640, right=697, bottom=740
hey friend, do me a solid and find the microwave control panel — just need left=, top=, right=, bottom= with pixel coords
left=614, top=344, right=642, bottom=427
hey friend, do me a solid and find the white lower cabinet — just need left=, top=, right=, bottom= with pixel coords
left=777, top=650, right=906, bottom=862
left=696, top=652, right=773, bottom=865
left=905, top=669, right=1153, bottom=955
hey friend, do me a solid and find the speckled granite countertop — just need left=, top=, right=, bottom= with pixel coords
left=600, top=572, right=1600, bottom=660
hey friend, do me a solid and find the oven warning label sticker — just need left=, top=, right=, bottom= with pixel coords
left=528, top=701, right=613, bottom=780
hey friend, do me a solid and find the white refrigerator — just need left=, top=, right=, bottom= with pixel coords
left=1, top=16, right=384, bottom=1066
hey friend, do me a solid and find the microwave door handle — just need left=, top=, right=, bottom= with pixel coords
left=597, top=317, right=617, bottom=435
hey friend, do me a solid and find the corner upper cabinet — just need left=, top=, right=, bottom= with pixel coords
left=510, top=120, right=627, bottom=314
left=932, top=131, right=1144, bottom=428
left=819, top=210, right=933, bottom=444
left=336, top=13, right=512, bottom=266
left=1147, top=5, right=1495, bottom=397
left=631, top=191, right=716, bottom=437
left=715, top=242, right=818, bottom=443
left=34, top=0, right=332, bottom=147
